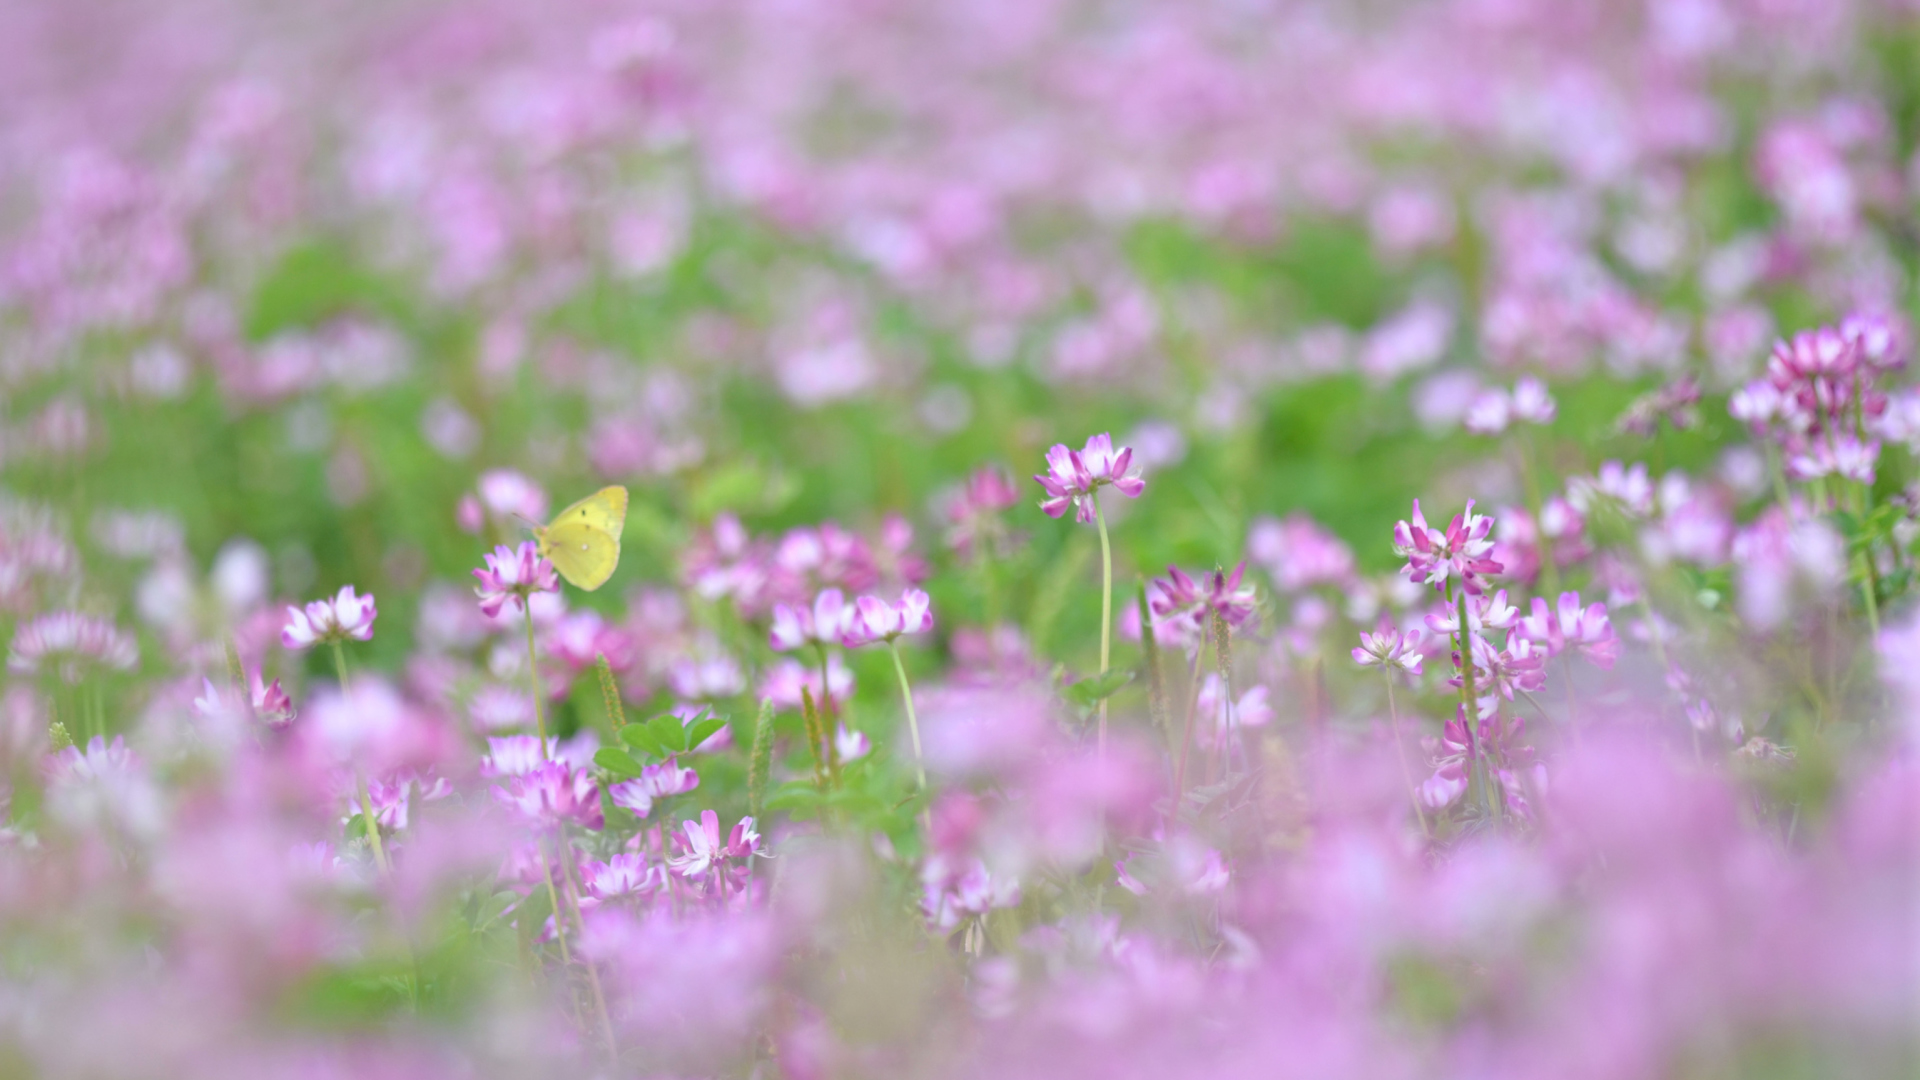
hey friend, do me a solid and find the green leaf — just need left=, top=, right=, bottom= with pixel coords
left=685, top=717, right=726, bottom=751
left=619, top=724, right=669, bottom=759
left=766, top=780, right=825, bottom=818
left=594, top=747, right=645, bottom=777
left=1063, top=669, right=1134, bottom=709
left=648, top=713, right=689, bottom=754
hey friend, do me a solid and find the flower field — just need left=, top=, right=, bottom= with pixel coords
left=0, top=1, right=1917, bottom=1076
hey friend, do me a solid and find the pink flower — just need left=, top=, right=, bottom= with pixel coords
left=1246, top=514, right=1355, bottom=591
left=281, top=585, right=377, bottom=649
left=1352, top=626, right=1424, bottom=675
left=1149, top=563, right=1258, bottom=637
left=834, top=725, right=871, bottom=762
left=192, top=670, right=296, bottom=729
left=944, top=465, right=1022, bottom=558
left=8, top=612, right=138, bottom=681
left=1786, top=435, right=1879, bottom=485
left=472, top=541, right=559, bottom=618
left=1393, top=499, right=1503, bottom=596
left=608, top=756, right=700, bottom=818
left=667, top=809, right=761, bottom=877
left=581, top=853, right=660, bottom=904
left=758, top=656, right=853, bottom=711
left=458, top=469, right=548, bottom=534
left=840, top=589, right=934, bottom=648
left=768, top=588, right=852, bottom=651
left=491, top=760, right=603, bottom=830
left=1518, top=592, right=1619, bottom=669
left=1034, top=433, right=1146, bottom=523
left=481, top=735, right=547, bottom=777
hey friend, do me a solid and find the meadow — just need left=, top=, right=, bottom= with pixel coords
left=0, top=1, right=1916, bottom=1076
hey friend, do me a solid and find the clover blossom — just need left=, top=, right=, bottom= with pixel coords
left=768, top=588, right=852, bottom=651
left=1517, top=592, right=1619, bottom=669
left=840, top=589, right=934, bottom=648
left=9, top=611, right=138, bottom=681
left=608, top=756, right=700, bottom=818
left=281, top=586, right=378, bottom=649
left=1393, top=499, right=1503, bottom=596
left=1033, top=433, right=1146, bottom=523
left=1352, top=626, right=1424, bottom=675
left=473, top=541, right=559, bottom=619
left=1150, top=563, right=1258, bottom=635
left=492, top=760, right=604, bottom=830
left=668, top=809, right=761, bottom=878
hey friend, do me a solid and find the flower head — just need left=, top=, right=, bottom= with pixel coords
left=491, top=760, right=603, bottom=830
left=1517, top=592, right=1618, bottom=669
left=1150, top=563, right=1258, bottom=637
left=1034, top=433, right=1146, bottom=523
left=9, top=612, right=138, bottom=682
left=1392, top=500, right=1503, bottom=596
left=840, top=589, right=934, bottom=648
left=473, top=541, right=559, bottom=618
left=667, top=809, right=761, bottom=878
left=1352, top=626, right=1424, bottom=675
left=608, top=756, right=700, bottom=818
left=769, top=588, right=852, bottom=651
left=281, top=586, right=378, bottom=650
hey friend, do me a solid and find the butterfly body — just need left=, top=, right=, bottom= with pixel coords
left=534, top=486, right=629, bottom=590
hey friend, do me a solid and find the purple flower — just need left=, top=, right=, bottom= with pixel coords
left=281, top=585, right=378, bottom=649
left=472, top=541, right=559, bottom=619
left=608, top=756, right=700, bottom=818
left=1392, top=499, right=1503, bottom=596
left=668, top=809, right=761, bottom=877
left=1034, top=433, right=1146, bottom=523
left=1517, top=592, right=1619, bottom=670
left=834, top=724, right=872, bottom=762
left=768, top=588, right=852, bottom=651
left=481, top=735, right=547, bottom=777
left=1786, top=435, right=1879, bottom=485
left=840, top=589, right=934, bottom=648
left=1352, top=626, right=1424, bottom=675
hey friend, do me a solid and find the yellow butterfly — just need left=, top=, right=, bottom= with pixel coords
left=533, top=486, right=629, bottom=591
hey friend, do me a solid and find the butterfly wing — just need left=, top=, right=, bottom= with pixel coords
left=537, top=486, right=628, bottom=591
left=554, top=486, right=628, bottom=542
left=539, top=520, right=619, bottom=590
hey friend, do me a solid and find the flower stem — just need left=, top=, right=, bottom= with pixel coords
left=1453, top=588, right=1492, bottom=819
left=1093, top=489, right=1113, bottom=756
left=886, top=641, right=928, bottom=793
left=1384, top=675, right=1430, bottom=838
left=524, top=611, right=549, bottom=761
left=556, top=832, right=619, bottom=1060
left=331, top=640, right=393, bottom=875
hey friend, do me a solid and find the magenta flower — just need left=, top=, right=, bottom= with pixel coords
left=491, top=760, right=604, bottom=830
left=1352, top=626, right=1424, bottom=675
left=1786, top=435, right=1879, bottom=485
left=1149, top=563, right=1258, bottom=634
left=667, top=809, right=761, bottom=877
left=1392, top=499, right=1503, bottom=596
left=281, top=585, right=378, bottom=649
left=840, top=589, right=934, bottom=648
left=473, top=541, right=559, bottom=618
left=1517, top=592, right=1619, bottom=670
left=834, top=724, right=872, bottom=762
left=608, top=756, right=701, bottom=818
left=768, top=588, right=852, bottom=651
left=944, top=465, right=1022, bottom=557
left=1034, top=433, right=1146, bottom=523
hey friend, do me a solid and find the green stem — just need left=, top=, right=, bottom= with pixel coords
left=886, top=641, right=928, bottom=792
left=1384, top=675, right=1430, bottom=838
left=332, top=641, right=394, bottom=877
left=1454, top=588, right=1492, bottom=818
left=525, top=611, right=549, bottom=760
left=1094, top=489, right=1113, bottom=756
